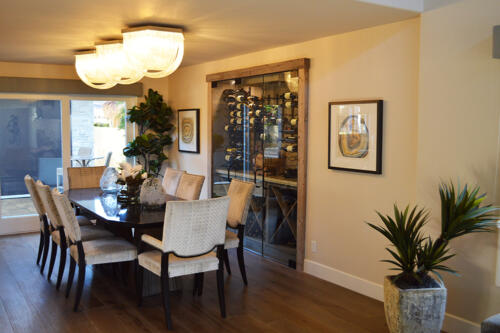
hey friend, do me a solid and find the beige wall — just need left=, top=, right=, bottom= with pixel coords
left=146, top=15, right=421, bottom=306
left=417, top=0, right=500, bottom=324
left=0, top=61, right=76, bottom=79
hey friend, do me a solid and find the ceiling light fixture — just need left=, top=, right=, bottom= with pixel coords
left=75, top=25, right=184, bottom=89
left=95, top=40, right=144, bottom=84
left=122, top=26, right=184, bottom=79
left=75, top=50, right=117, bottom=89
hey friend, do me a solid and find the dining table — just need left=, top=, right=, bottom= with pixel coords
left=66, top=187, right=182, bottom=294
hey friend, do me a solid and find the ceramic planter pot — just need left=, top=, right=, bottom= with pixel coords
left=139, top=178, right=166, bottom=207
left=384, top=276, right=447, bottom=333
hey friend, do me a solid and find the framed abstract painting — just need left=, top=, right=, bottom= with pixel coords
left=328, top=100, right=383, bottom=174
left=178, top=108, right=200, bottom=154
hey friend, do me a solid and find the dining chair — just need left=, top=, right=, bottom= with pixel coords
left=67, top=166, right=106, bottom=189
left=52, top=188, right=137, bottom=311
left=36, top=181, right=114, bottom=289
left=161, top=167, right=186, bottom=196
left=222, top=179, right=255, bottom=285
left=24, top=175, right=49, bottom=270
left=104, top=152, right=112, bottom=167
left=174, top=173, right=205, bottom=200
left=136, top=197, right=231, bottom=330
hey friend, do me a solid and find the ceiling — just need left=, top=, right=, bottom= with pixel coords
left=0, top=0, right=419, bottom=67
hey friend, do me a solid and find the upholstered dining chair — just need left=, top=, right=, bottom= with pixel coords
left=24, top=175, right=48, bottom=270
left=36, top=180, right=114, bottom=289
left=161, top=167, right=186, bottom=196
left=52, top=188, right=137, bottom=311
left=222, top=179, right=255, bottom=285
left=174, top=173, right=205, bottom=200
left=136, top=197, right=231, bottom=330
left=67, top=166, right=106, bottom=189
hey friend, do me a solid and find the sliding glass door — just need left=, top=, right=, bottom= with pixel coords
left=0, top=94, right=136, bottom=235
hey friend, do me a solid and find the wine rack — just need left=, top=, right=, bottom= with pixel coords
left=208, top=59, right=309, bottom=269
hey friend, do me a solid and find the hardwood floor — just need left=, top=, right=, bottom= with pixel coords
left=0, top=233, right=388, bottom=332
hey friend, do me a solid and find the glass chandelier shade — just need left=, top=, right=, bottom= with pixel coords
left=122, top=26, right=184, bottom=78
left=75, top=51, right=117, bottom=90
left=75, top=25, right=184, bottom=89
left=95, top=41, right=144, bottom=84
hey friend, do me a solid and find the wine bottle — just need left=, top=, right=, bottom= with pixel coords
left=282, top=144, right=298, bottom=152
left=236, top=94, right=247, bottom=102
left=254, top=109, right=267, bottom=117
left=229, top=118, right=244, bottom=125
left=280, top=92, right=297, bottom=100
left=236, top=103, right=246, bottom=110
left=282, top=100, right=298, bottom=108
left=247, top=95, right=261, bottom=103
left=289, top=118, right=298, bottom=126
left=229, top=111, right=238, bottom=118
left=225, top=123, right=244, bottom=132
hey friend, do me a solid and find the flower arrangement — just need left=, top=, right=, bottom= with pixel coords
left=116, top=162, right=147, bottom=203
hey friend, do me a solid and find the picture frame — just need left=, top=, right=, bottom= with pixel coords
left=328, top=100, right=383, bottom=174
left=177, top=108, right=200, bottom=154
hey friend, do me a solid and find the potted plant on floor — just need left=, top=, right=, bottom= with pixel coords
left=367, top=182, right=497, bottom=333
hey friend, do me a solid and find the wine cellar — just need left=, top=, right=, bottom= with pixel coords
left=207, top=59, right=309, bottom=270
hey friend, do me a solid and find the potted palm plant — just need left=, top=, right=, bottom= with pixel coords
left=368, top=182, right=497, bottom=333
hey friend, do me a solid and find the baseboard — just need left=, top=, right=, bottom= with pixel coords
left=304, top=259, right=481, bottom=333
left=0, top=216, right=39, bottom=236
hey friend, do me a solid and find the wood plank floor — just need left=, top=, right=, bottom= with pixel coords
left=0, top=233, right=388, bottom=332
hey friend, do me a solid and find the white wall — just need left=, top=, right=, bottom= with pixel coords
left=417, top=0, right=500, bottom=325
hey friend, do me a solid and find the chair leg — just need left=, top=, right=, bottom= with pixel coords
left=223, top=249, right=231, bottom=275
left=36, top=232, right=44, bottom=265
left=136, top=260, right=143, bottom=307
left=47, top=240, right=57, bottom=281
left=56, top=243, right=67, bottom=290
left=160, top=272, right=173, bottom=330
left=73, top=261, right=86, bottom=312
left=66, top=257, right=76, bottom=298
left=237, top=246, right=248, bottom=285
left=192, top=274, right=199, bottom=296
left=198, top=273, right=204, bottom=296
left=216, top=265, right=226, bottom=318
left=40, top=231, right=50, bottom=275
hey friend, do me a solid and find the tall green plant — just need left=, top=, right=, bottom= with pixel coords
left=367, top=181, right=497, bottom=286
left=123, top=89, right=174, bottom=176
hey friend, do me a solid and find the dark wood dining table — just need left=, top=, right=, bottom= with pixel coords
left=66, top=187, right=179, bottom=244
left=67, top=188, right=182, bottom=294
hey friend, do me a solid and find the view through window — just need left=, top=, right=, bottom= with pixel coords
left=70, top=100, right=127, bottom=169
left=0, top=99, right=62, bottom=217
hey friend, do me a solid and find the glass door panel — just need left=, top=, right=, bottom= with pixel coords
left=261, top=71, right=298, bottom=267
left=0, top=99, right=62, bottom=218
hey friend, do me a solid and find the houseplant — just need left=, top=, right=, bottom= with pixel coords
left=123, top=88, right=174, bottom=177
left=123, top=89, right=174, bottom=206
left=367, top=182, right=497, bottom=333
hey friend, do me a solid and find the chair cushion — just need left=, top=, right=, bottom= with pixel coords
left=77, top=215, right=93, bottom=226
left=70, top=238, right=137, bottom=265
left=482, top=314, right=500, bottom=333
left=51, top=225, right=112, bottom=245
left=224, top=229, right=239, bottom=249
left=138, top=250, right=219, bottom=278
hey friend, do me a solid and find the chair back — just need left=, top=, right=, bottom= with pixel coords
left=104, top=152, right=112, bottom=167
left=175, top=173, right=205, bottom=200
left=67, top=166, right=106, bottom=189
left=36, top=180, right=63, bottom=229
left=162, top=197, right=230, bottom=257
left=227, top=179, right=255, bottom=228
left=52, top=188, right=81, bottom=243
left=24, top=175, right=45, bottom=217
left=77, top=147, right=92, bottom=156
left=162, top=168, right=186, bottom=196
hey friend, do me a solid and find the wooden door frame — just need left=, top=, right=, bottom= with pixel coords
left=206, top=58, right=310, bottom=271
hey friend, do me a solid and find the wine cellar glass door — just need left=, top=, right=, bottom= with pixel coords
left=211, top=69, right=301, bottom=268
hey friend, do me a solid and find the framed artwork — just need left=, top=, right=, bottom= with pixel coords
left=328, top=100, right=383, bottom=174
left=178, top=108, right=200, bottom=154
